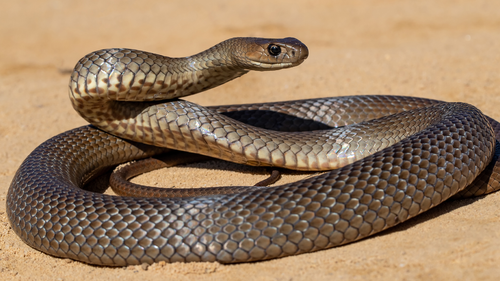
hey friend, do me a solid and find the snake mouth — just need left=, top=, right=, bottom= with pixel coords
left=235, top=37, right=309, bottom=70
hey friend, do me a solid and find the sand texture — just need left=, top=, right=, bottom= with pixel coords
left=1, top=0, right=500, bottom=280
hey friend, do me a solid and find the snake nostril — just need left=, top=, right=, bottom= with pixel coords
left=292, top=50, right=296, bottom=57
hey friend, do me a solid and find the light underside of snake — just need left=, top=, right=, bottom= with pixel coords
left=7, top=37, right=500, bottom=266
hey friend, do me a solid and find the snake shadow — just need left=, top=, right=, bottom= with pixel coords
left=219, top=110, right=335, bottom=132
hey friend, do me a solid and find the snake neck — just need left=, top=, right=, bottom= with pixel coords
left=69, top=42, right=249, bottom=128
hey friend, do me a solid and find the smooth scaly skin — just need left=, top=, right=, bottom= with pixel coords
left=7, top=37, right=500, bottom=266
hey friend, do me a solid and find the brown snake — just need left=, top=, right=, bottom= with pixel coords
left=7, top=37, right=500, bottom=266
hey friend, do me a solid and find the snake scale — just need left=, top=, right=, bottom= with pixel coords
left=7, top=37, right=500, bottom=266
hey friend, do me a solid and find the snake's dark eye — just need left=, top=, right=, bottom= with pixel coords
left=268, top=44, right=281, bottom=56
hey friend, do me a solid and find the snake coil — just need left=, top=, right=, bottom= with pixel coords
left=7, top=37, right=500, bottom=266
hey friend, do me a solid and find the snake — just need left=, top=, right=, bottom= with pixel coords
left=7, top=37, right=500, bottom=266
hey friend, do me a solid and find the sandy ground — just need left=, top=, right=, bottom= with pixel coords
left=1, top=0, right=500, bottom=280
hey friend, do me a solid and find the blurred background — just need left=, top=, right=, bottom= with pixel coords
left=1, top=0, right=499, bottom=280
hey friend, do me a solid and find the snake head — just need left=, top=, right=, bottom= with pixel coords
left=231, top=37, right=309, bottom=71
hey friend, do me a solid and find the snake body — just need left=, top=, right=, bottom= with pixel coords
left=7, top=37, right=500, bottom=266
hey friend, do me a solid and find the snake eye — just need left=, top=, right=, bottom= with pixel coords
left=268, top=44, right=281, bottom=56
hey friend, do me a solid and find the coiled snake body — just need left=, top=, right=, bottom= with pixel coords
left=7, top=37, right=500, bottom=266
